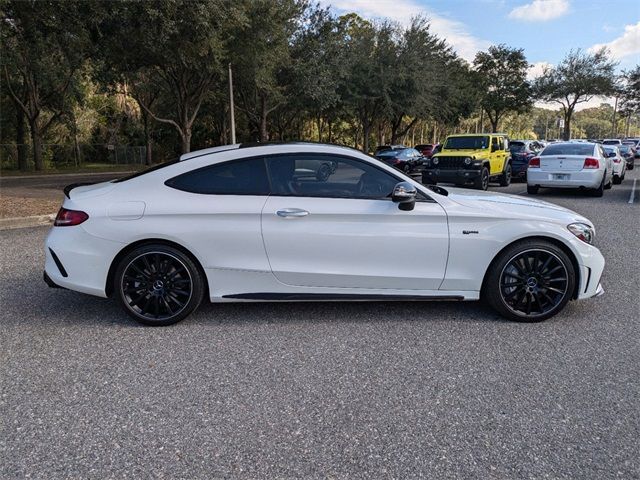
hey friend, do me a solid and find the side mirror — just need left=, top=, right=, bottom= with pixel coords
left=392, top=182, right=417, bottom=211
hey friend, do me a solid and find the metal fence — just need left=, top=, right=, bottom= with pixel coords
left=0, top=144, right=147, bottom=171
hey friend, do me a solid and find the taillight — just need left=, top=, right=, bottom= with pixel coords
left=613, top=158, right=621, bottom=163
left=583, top=157, right=599, bottom=169
left=393, top=159, right=401, bottom=164
left=528, top=157, right=540, bottom=168
left=54, top=208, right=89, bottom=226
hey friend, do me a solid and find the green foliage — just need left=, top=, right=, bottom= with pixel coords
left=534, top=48, right=617, bottom=140
left=473, top=44, right=532, bottom=132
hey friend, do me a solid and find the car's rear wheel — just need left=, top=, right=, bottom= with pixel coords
left=483, top=240, right=575, bottom=322
left=613, top=174, right=622, bottom=185
left=115, top=245, right=205, bottom=326
left=473, top=167, right=489, bottom=190
left=591, top=176, right=605, bottom=197
left=499, top=163, right=512, bottom=186
left=527, top=185, right=539, bottom=194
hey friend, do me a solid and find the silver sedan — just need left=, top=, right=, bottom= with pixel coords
left=527, top=142, right=613, bottom=197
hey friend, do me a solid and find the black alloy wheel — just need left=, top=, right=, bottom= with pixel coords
left=499, top=163, right=512, bottom=186
left=474, top=167, right=490, bottom=190
left=316, top=163, right=332, bottom=182
left=115, top=245, right=204, bottom=326
left=483, top=241, right=575, bottom=322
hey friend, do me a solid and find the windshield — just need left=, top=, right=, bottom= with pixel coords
left=509, top=142, right=525, bottom=152
left=540, top=144, right=595, bottom=156
left=376, top=150, right=400, bottom=157
left=444, top=136, right=488, bottom=150
left=619, top=145, right=631, bottom=153
left=602, top=140, right=620, bottom=145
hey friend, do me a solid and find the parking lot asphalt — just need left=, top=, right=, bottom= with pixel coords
left=1, top=168, right=639, bottom=478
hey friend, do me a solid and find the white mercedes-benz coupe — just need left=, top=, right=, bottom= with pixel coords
left=44, top=143, right=605, bottom=326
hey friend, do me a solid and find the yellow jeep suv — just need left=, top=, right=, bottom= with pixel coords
left=422, top=134, right=512, bottom=190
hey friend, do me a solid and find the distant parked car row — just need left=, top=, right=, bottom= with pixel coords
left=527, top=141, right=634, bottom=197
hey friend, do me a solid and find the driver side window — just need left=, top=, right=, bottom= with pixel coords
left=266, top=154, right=399, bottom=200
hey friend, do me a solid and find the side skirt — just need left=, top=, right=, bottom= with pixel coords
left=222, top=292, right=465, bottom=301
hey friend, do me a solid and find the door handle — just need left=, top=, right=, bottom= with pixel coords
left=276, top=208, right=309, bottom=218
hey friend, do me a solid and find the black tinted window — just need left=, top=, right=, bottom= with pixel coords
left=266, top=154, right=398, bottom=199
left=540, top=144, right=596, bottom=156
left=166, top=158, right=269, bottom=195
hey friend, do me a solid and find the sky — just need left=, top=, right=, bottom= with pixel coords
left=322, top=0, right=640, bottom=109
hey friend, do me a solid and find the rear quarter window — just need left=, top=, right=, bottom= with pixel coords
left=165, top=158, right=269, bottom=195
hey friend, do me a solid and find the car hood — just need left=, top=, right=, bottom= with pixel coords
left=436, top=149, right=486, bottom=157
left=445, top=188, right=592, bottom=226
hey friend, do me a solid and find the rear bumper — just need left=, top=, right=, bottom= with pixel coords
left=44, top=225, right=125, bottom=298
left=527, top=169, right=604, bottom=189
left=422, top=168, right=481, bottom=183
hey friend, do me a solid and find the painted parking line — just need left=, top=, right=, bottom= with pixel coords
left=515, top=190, right=527, bottom=195
left=629, top=178, right=637, bottom=204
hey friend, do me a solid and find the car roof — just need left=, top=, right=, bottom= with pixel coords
left=180, top=142, right=363, bottom=161
left=447, top=133, right=507, bottom=137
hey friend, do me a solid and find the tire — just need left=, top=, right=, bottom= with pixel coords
left=403, top=164, right=411, bottom=173
left=482, top=240, right=576, bottom=322
left=591, top=176, right=605, bottom=197
left=499, top=163, right=512, bottom=187
left=527, top=185, right=539, bottom=194
left=473, top=167, right=489, bottom=190
left=613, top=174, right=622, bottom=185
left=604, top=174, right=613, bottom=189
left=114, top=244, right=205, bottom=326
left=316, top=163, right=331, bottom=182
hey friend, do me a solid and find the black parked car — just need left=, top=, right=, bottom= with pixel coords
left=374, top=147, right=425, bottom=173
left=618, top=144, right=635, bottom=170
left=509, top=140, right=543, bottom=180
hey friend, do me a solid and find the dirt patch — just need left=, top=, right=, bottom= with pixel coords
left=0, top=195, right=61, bottom=218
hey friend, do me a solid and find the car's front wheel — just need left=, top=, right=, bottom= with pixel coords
left=114, top=244, right=205, bottom=326
left=473, top=167, right=489, bottom=190
left=483, top=240, right=576, bottom=322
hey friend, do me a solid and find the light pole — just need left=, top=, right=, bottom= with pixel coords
left=228, top=63, right=236, bottom=144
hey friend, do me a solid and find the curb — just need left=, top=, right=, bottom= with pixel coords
left=0, top=214, right=56, bottom=230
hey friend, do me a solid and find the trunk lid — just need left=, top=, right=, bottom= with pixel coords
left=540, top=155, right=586, bottom=172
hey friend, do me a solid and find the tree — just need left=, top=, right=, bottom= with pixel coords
left=473, top=44, right=532, bottom=133
left=2, top=1, right=94, bottom=170
left=288, top=6, right=345, bottom=142
left=96, top=0, right=237, bottom=153
left=339, top=15, right=397, bottom=152
left=383, top=17, right=452, bottom=144
left=535, top=48, right=617, bottom=140
left=229, top=0, right=304, bottom=142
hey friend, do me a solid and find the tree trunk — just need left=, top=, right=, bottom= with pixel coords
left=362, top=120, right=371, bottom=153
left=327, top=119, right=333, bottom=143
left=563, top=110, right=572, bottom=141
left=259, top=95, right=269, bottom=142
left=16, top=108, right=28, bottom=171
left=29, top=120, right=44, bottom=171
left=181, top=127, right=192, bottom=154
left=142, top=112, right=153, bottom=165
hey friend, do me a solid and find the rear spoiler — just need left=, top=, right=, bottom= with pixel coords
left=63, top=182, right=94, bottom=198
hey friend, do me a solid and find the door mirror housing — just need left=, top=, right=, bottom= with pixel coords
left=392, top=182, right=417, bottom=211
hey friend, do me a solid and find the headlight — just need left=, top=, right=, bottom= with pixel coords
left=567, top=223, right=595, bottom=244
left=432, top=157, right=439, bottom=165
left=464, top=157, right=471, bottom=165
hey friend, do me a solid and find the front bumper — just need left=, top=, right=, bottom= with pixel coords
left=422, top=168, right=481, bottom=184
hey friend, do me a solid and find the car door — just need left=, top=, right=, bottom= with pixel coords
left=261, top=153, right=449, bottom=291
